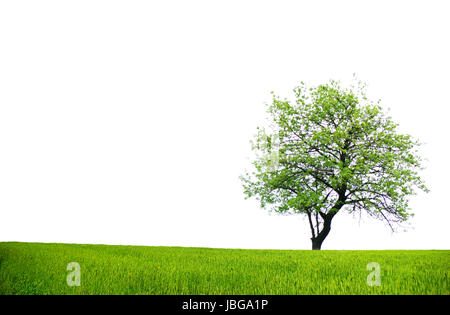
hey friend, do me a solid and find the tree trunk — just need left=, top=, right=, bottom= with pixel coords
left=311, top=238, right=323, bottom=250
left=310, top=215, right=334, bottom=250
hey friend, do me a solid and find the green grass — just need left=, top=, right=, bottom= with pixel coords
left=0, top=242, right=448, bottom=295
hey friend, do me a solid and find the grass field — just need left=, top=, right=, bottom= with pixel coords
left=0, top=242, right=448, bottom=295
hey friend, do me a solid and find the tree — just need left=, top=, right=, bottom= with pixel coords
left=241, top=79, right=428, bottom=250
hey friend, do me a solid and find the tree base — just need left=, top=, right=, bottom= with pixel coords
left=311, top=238, right=323, bottom=250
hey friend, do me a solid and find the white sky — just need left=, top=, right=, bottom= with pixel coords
left=0, top=0, right=449, bottom=250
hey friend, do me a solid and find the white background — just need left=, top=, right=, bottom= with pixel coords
left=1, top=0, right=449, bottom=249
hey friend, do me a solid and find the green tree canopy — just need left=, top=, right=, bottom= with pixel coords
left=241, top=80, right=428, bottom=250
